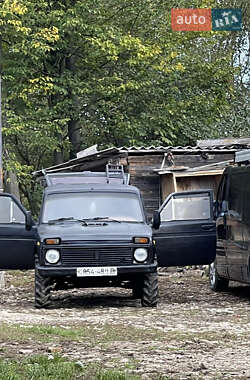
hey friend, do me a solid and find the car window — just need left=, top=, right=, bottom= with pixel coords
left=42, top=192, right=144, bottom=223
left=161, top=194, right=211, bottom=221
left=0, top=196, right=25, bottom=224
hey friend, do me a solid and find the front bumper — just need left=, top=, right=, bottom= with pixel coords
left=36, top=262, right=157, bottom=277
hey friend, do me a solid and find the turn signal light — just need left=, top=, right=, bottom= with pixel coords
left=45, top=238, right=60, bottom=245
left=133, top=237, right=149, bottom=244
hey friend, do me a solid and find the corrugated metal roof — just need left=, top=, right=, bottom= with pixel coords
left=33, top=147, right=121, bottom=178
left=33, top=143, right=250, bottom=177
left=119, top=144, right=250, bottom=153
left=197, top=138, right=250, bottom=148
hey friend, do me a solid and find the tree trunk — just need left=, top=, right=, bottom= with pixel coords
left=68, top=119, right=81, bottom=159
left=65, top=56, right=82, bottom=159
left=54, top=149, right=64, bottom=165
left=4, top=171, right=20, bottom=199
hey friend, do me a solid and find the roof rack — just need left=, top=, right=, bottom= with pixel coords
left=106, top=164, right=126, bottom=184
left=39, top=165, right=130, bottom=187
left=235, top=150, right=250, bottom=165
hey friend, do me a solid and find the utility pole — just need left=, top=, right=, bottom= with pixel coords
left=0, top=33, right=5, bottom=289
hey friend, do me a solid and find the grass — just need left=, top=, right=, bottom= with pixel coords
left=0, top=355, right=79, bottom=380
left=0, top=321, right=244, bottom=354
left=0, top=355, right=142, bottom=380
left=5, top=270, right=34, bottom=288
left=0, top=323, right=165, bottom=345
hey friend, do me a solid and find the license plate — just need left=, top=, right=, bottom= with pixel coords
left=76, top=266, right=117, bottom=277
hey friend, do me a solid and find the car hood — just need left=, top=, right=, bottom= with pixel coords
left=37, top=222, right=152, bottom=242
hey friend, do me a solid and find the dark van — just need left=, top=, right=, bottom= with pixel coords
left=209, top=150, right=250, bottom=290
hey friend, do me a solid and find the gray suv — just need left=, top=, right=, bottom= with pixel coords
left=0, top=169, right=216, bottom=308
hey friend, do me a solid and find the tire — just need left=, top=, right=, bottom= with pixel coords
left=141, top=272, right=158, bottom=307
left=209, top=261, right=229, bottom=292
left=35, top=269, right=53, bottom=308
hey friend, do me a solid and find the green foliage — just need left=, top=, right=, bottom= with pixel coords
left=0, top=321, right=165, bottom=345
left=0, top=355, right=141, bottom=380
left=1, top=0, right=249, bottom=211
left=0, top=355, right=81, bottom=380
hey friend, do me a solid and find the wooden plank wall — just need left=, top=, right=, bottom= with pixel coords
left=125, top=152, right=234, bottom=219
left=176, top=174, right=222, bottom=194
left=161, top=173, right=176, bottom=201
left=169, top=153, right=234, bottom=168
left=127, top=155, right=162, bottom=219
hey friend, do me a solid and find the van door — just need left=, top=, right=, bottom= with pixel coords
left=0, top=193, right=36, bottom=269
left=153, top=190, right=216, bottom=267
left=227, top=169, right=249, bottom=282
left=242, top=171, right=250, bottom=283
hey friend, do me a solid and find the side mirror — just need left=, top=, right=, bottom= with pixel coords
left=152, top=210, right=161, bottom=230
left=25, top=211, right=33, bottom=231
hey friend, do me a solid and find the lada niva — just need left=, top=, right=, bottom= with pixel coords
left=0, top=169, right=216, bottom=307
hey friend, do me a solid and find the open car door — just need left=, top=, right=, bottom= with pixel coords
left=0, top=193, right=36, bottom=269
left=153, top=190, right=216, bottom=267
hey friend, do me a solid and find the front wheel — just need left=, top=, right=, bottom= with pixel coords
left=34, top=269, right=53, bottom=308
left=141, top=272, right=158, bottom=307
left=209, top=262, right=229, bottom=292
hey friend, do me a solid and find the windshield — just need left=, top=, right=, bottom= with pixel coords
left=42, top=192, right=144, bottom=223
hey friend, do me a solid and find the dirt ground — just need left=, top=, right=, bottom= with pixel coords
left=0, top=269, right=249, bottom=380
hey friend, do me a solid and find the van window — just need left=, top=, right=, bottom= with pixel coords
left=228, top=173, right=245, bottom=220
left=241, top=173, right=250, bottom=223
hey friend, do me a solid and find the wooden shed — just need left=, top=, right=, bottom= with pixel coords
left=34, top=138, right=250, bottom=219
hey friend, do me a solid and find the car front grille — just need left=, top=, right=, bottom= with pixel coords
left=60, top=247, right=133, bottom=266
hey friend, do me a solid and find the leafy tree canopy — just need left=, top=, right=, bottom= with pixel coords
left=0, top=0, right=249, bottom=211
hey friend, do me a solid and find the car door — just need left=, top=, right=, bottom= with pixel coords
left=0, top=193, right=36, bottom=269
left=153, top=190, right=216, bottom=267
left=215, top=174, right=229, bottom=278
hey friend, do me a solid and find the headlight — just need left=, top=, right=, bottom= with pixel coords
left=45, top=249, right=60, bottom=264
left=134, top=248, right=148, bottom=263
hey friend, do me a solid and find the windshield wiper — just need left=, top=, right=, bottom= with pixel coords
left=81, top=217, right=121, bottom=223
left=48, top=216, right=122, bottom=225
left=48, top=217, right=88, bottom=225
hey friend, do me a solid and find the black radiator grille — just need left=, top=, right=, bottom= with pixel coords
left=61, top=247, right=133, bottom=266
